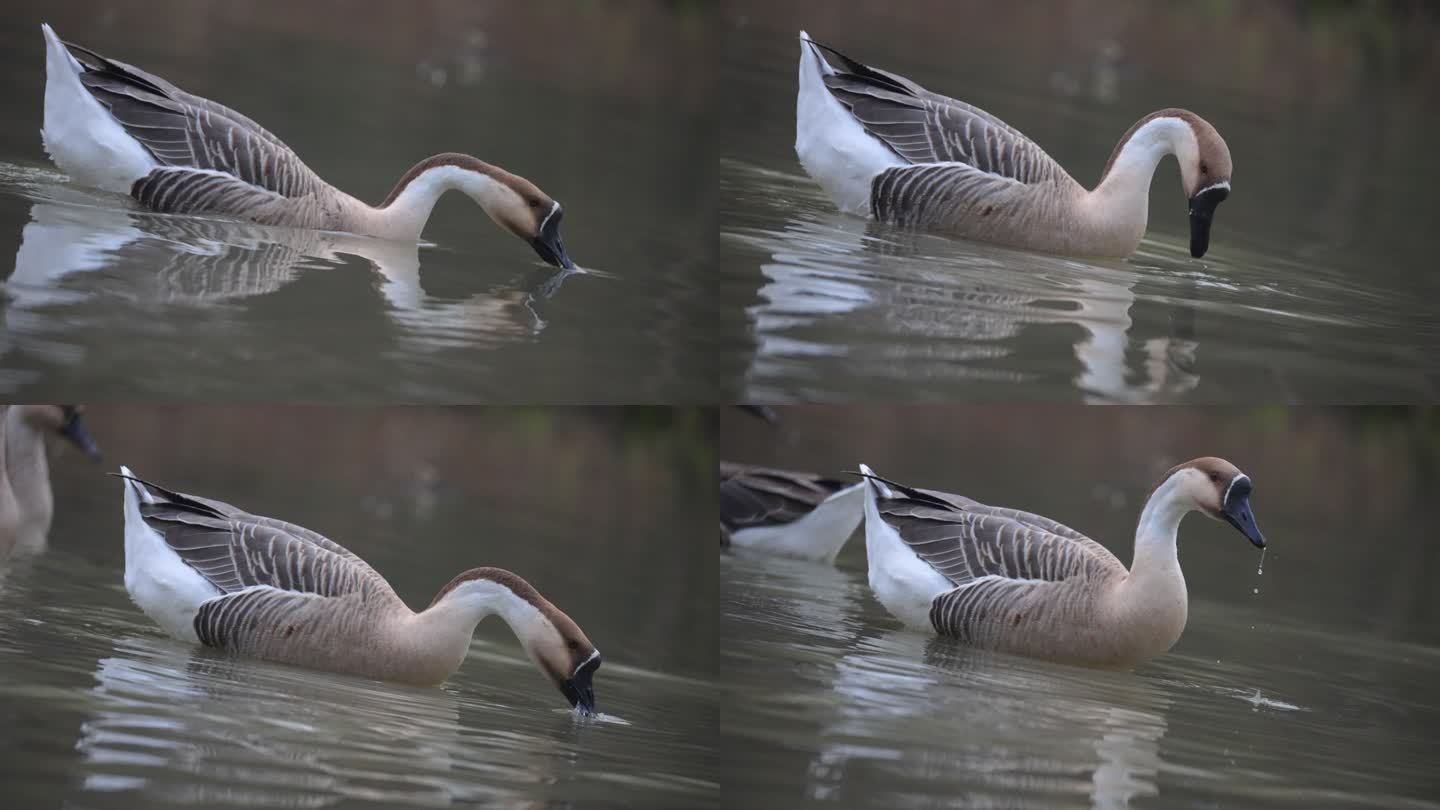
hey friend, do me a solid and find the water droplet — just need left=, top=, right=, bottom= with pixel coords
left=1257, top=547, right=1266, bottom=576
left=1253, top=587, right=1259, bottom=594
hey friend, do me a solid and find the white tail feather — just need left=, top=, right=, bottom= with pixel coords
left=40, top=23, right=157, bottom=192
left=794, top=31, right=904, bottom=216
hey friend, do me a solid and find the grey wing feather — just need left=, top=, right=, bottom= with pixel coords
left=869, top=162, right=1029, bottom=228
left=871, top=480, right=1124, bottom=588
left=130, top=476, right=390, bottom=599
left=193, top=586, right=367, bottom=655
left=928, top=575, right=1031, bottom=641
left=815, top=44, right=1070, bottom=187
left=719, top=463, right=856, bottom=531
left=131, top=168, right=293, bottom=222
left=65, top=39, right=323, bottom=199
left=141, top=507, right=385, bottom=600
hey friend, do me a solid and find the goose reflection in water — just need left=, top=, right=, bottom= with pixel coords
left=805, top=630, right=1168, bottom=809
left=77, top=636, right=570, bottom=808
left=726, top=164, right=1200, bottom=403
left=2, top=182, right=587, bottom=383
left=722, top=553, right=1169, bottom=808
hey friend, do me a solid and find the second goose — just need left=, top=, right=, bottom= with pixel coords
left=720, top=462, right=864, bottom=563
left=1, top=406, right=103, bottom=554
left=859, top=457, right=1264, bottom=668
left=40, top=24, right=575, bottom=268
left=796, top=32, right=1233, bottom=258
left=118, top=468, right=601, bottom=713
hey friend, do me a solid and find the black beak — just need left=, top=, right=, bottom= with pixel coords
left=1220, top=475, right=1264, bottom=548
left=530, top=205, right=576, bottom=270
left=560, top=653, right=600, bottom=715
left=59, top=408, right=102, bottom=462
left=1187, top=184, right=1229, bottom=258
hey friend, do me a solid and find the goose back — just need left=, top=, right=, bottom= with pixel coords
left=814, top=40, right=1071, bottom=187
left=64, top=38, right=327, bottom=201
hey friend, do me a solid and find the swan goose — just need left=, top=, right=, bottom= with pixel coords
left=796, top=31, right=1233, bottom=258
left=117, top=468, right=600, bottom=713
left=858, top=457, right=1264, bottom=668
left=39, top=24, right=575, bottom=269
left=720, top=462, right=864, bottom=563
left=0, top=406, right=103, bottom=554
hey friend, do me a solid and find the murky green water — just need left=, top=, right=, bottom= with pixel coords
left=717, top=6, right=1440, bottom=402
left=0, top=5, right=717, bottom=402
left=0, top=406, right=717, bottom=808
left=720, top=406, right=1440, bottom=807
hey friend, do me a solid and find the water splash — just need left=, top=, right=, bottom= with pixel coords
left=1252, top=547, right=1266, bottom=595
left=1242, top=688, right=1303, bottom=712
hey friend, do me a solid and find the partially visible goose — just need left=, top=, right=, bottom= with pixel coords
left=1, top=405, right=103, bottom=554
left=796, top=32, right=1233, bottom=258
left=117, top=468, right=600, bottom=712
left=720, top=462, right=864, bottom=563
left=39, top=24, right=575, bottom=268
left=858, top=458, right=1264, bottom=668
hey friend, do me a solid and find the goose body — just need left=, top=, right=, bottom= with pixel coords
left=117, top=468, right=600, bottom=712
left=858, top=458, right=1264, bottom=668
left=0, top=406, right=102, bottom=554
left=719, top=462, right=864, bottom=563
left=795, top=32, right=1233, bottom=258
left=39, top=24, right=575, bottom=268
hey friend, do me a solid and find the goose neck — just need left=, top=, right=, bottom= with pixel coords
left=1086, top=116, right=1195, bottom=237
left=1096, top=117, right=1193, bottom=194
left=1130, top=473, right=1192, bottom=574
left=2, top=409, right=48, bottom=490
left=418, top=576, right=554, bottom=649
left=373, top=159, right=510, bottom=241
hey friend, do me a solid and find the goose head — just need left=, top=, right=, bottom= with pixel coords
left=381, top=153, right=576, bottom=269
left=13, top=405, right=103, bottom=461
left=1176, top=115, right=1232, bottom=259
left=530, top=608, right=601, bottom=715
left=1159, top=457, right=1264, bottom=548
left=485, top=173, right=576, bottom=271
left=1101, top=109, right=1232, bottom=258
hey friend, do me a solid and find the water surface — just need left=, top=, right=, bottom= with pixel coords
left=722, top=554, right=1440, bottom=809
left=718, top=4, right=1440, bottom=402
left=0, top=3, right=716, bottom=401
left=0, top=406, right=717, bottom=808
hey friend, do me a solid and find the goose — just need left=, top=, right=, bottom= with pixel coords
left=116, top=468, right=601, bottom=713
left=0, top=405, right=103, bottom=554
left=796, top=31, right=1232, bottom=258
left=857, top=457, right=1264, bottom=668
left=39, top=24, right=575, bottom=268
left=720, top=462, right=864, bottom=563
